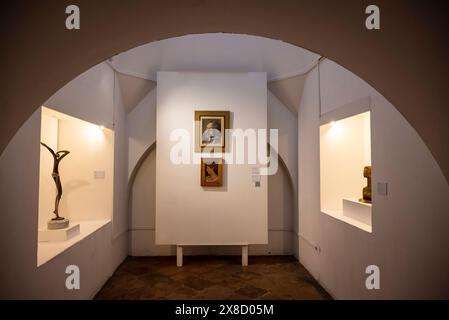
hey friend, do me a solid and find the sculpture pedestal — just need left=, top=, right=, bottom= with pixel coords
left=38, top=223, right=80, bottom=242
left=48, top=218, right=69, bottom=229
left=342, top=198, right=372, bottom=225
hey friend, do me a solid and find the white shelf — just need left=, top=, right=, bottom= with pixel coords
left=38, top=223, right=80, bottom=242
left=321, top=207, right=372, bottom=233
left=342, top=198, right=371, bottom=225
left=37, top=219, right=110, bottom=267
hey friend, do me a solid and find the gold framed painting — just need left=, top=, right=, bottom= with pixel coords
left=201, top=158, right=223, bottom=187
left=195, top=110, right=230, bottom=152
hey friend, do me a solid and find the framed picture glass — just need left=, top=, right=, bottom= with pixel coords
left=195, top=111, right=230, bottom=152
left=200, top=116, right=224, bottom=147
left=201, top=158, right=223, bottom=187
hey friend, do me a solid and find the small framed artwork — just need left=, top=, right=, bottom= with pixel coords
left=201, top=158, right=223, bottom=187
left=195, top=111, right=230, bottom=152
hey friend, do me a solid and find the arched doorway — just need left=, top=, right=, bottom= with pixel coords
left=1, top=1, right=448, bottom=183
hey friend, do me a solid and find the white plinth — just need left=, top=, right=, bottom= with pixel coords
left=38, top=223, right=80, bottom=242
left=342, top=198, right=372, bottom=226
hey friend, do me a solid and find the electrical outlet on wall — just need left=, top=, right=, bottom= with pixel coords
left=377, top=182, right=388, bottom=196
left=94, top=170, right=105, bottom=179
left=252, top=167, right=261, bottom=187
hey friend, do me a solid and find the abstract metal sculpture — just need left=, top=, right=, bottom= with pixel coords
left=40, top=142, right=70, bottom=229
left=359, top=165, right=372, bottom=204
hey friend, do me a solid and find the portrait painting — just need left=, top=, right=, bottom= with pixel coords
left=200, top=116, right=224, bottom=147
left=195, top=111, right=230, bottom=152
left=201, top=158, right=223, bottom=187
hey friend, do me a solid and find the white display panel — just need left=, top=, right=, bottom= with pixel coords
left=156, top=72, right=268, bottom=245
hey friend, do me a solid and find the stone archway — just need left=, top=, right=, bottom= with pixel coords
left=1, top=1, right=448, bottom=183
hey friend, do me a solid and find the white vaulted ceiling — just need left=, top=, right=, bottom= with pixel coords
left=109, top=33, right=320, bottom=82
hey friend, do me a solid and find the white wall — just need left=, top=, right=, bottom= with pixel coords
left=129, top=147, right=170, bottom=255
left=129, top=147, right=295, bottom=256
left=127, top=87, right=157, bottom=179
left=298, top=59, right=449, bottom=299
left=112, top=72, right=129, bottom=238
left=267, top=90, right=299, bottom=258
left=0, top=63, right=128, bottom=299
left=127, top=84, right=298, bottom=256
left=268, top=91, right=298, bottom=189
left=126, top=88, right=298, bottom=186
left=156, top=72, right=268, bottom=245
left=45, top=63, right=115, bottom=129
left=111, top=33, right=319, bottom=81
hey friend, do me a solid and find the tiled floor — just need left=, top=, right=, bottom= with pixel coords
left=95, top=256, right=331, bottom=300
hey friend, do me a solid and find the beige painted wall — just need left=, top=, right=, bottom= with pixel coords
left=39, top=114, right=58, bottom=229
left=320, top=112, right=371, bottom=213
left=38, top=109, right=115, bottom=225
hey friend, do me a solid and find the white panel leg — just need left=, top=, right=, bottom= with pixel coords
left=176, top=245, right=183, bottom=267
left=242, top=245, right=248, bottom=266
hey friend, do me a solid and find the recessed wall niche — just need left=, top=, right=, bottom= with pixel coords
left=320, top=110, right=372, bottom=232
left=38, top=106, right=114, bottom=266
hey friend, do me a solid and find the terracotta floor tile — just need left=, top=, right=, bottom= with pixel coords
left=95, top=255, right=332, bottom=300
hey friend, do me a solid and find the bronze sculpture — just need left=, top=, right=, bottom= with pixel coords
left=359, top=165, right=372, bottom=204
left=41, top=142, right=70, bottom=229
